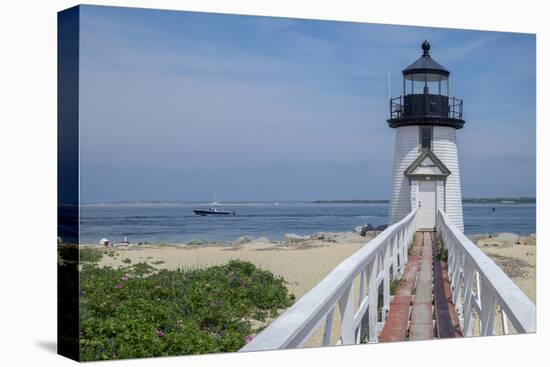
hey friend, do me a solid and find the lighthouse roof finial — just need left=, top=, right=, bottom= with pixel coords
left=422, top=40, right=431, bottom=55
left=402, top=40, right=449, bottom=77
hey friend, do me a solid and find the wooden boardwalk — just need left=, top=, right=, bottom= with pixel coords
left=379, top=231, right=462, bottom=343
left=242, top=210, right=535, bottom=352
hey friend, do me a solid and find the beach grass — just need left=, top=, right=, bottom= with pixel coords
left=79, top=247, right=104, bottom=263
left=79, top=260, right=295, bottom=360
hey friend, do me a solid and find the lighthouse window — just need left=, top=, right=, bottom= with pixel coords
left=441, top=78, right=449, bottom=96
left=420, top=126, right=432, bottom=149
left=412, top=74, right=425, bottom=94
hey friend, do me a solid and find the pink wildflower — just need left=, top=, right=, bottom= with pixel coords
left=121, top=276, right=129, bottom=282
left=154, top=284, right=161, bottom=289
left=245, top=335, right=253, bottom=344
left=155, top=329, right=165, bottom=337
left=114, top=284, right=123, bottom=289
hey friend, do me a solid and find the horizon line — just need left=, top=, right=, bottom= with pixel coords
left=80, top=196, right=536, bottom=205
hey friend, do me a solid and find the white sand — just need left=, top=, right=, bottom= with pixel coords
left=98, top=232, right=369, bottom=300
left=473, top=234, right=536, bottom=303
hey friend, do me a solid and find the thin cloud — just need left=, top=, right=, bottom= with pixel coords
left=440, top=33, right=502, bottom=62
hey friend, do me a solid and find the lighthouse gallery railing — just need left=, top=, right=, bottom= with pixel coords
left=437, top=209, right=536, bottom=336
left=240, top=209, right=417, bottom=351
left=390, top=95, right=463, bottom=120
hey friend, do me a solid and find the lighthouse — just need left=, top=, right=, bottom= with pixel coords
left=388, top=40, right=465, bottom=232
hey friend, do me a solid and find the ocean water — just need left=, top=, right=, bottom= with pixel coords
left=78, top=203, right=536, bottom=245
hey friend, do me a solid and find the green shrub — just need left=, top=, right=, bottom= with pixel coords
left=79, top=260, right=295, bottom=360
left=390, top=278, right=401, bottom=295
left=408, top=234, right=416, bottom=256
left=440, top=248, right=448, bottom=263
left=80, top=248, right=103, bottom=263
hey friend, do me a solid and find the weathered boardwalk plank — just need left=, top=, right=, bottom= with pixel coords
left=380, top=230, right=462, bottom=342
left=433, top=233, right=463, bottom=338
left=379, top=232, right=422, bottom=342
left=409, top=232, right=434, bottom=341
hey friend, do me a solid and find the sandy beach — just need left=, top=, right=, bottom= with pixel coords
left=97, top=232, right=369, bottom=300
left=93, top=230, right=536, bottom=344
left=96, top=231, right=535, bottom=301
left=471, top=232, right=536, bottom=303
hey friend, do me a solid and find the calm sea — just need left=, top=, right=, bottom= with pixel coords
left=78, top=203, right=536, bottom=245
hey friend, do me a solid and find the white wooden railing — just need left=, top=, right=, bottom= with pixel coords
left=437, top=209, right=536, bottom=336
left=240, top=209, right=417, bottom=351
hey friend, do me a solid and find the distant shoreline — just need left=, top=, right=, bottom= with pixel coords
left=312, top=197, right=536, bottom=204
left=81, top=197, right=536, bottom=206
left=312, top=199, right=389, bottom=204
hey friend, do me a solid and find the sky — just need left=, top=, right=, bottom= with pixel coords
left=78, top=5, right=536, bottom=203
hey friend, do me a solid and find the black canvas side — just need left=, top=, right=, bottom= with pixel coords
left=57, top=5, right=80, bottom=361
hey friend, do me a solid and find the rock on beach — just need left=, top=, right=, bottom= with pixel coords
left=354, top=223, right=388, bottom=237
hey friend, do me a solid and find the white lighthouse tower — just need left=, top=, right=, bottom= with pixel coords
left=388, top=40, right=465, bottom=232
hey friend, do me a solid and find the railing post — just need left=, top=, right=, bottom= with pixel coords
left=358, top=269, right=366, bottom=308
left=451, top=250, right=463, bottom=315
left=356, top=269, right=366, bottom=342
left=475, top=271, right=482, bottom=332
left=480, top=278, right=495, bottom=336
left=444, top=233, right=465, bottom=319
left=501, top=308, right=509, bottom=335
left=400, top=228, right=407, bottom=268
left=449, top=242, right=460, bottom=292
left=391, top=236, right=400, bottom=278
left=382, top=244, right=390, bottom=321
left=462, top=262, right=474, bottom=336
left=367, top=258, right=379, bottom=343
left=339, top=285, right=355, bottom=344
left=405, top=223, right=411, bottom=251
left=445, top=235, right=453, bottom=278
left=322, top=309, right=335, bottom=346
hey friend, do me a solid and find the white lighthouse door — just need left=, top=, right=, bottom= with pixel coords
left=418, top=180, right=436, bottom=229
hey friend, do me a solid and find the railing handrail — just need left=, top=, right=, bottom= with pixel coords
left=240, top=209, right=417, bottom=351
left=437, top=209, right=536, bottom=333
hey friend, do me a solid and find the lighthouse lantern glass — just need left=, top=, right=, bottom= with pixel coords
left=404, top=73, right=448, bottom=96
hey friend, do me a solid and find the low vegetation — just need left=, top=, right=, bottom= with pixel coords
left=439, top=247, right=448, bottom=263
left=79, top=247, right=104, bottom=263
left=390, top=278, right=401, bottom=295
left=79, top=260, right=295, bottom=360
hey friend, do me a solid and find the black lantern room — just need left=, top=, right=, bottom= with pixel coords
left=387, top=40, right=465, bottom=129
